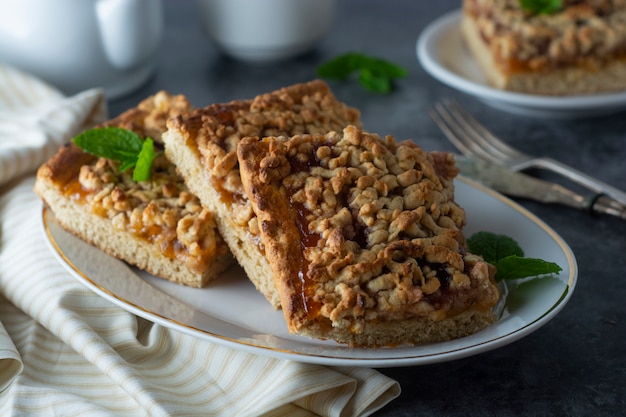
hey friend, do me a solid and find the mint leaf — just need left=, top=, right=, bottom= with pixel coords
left=494, top=255, right=562, bottom=281
left=316, top=52, right=407, bottom=94
left=73, top=127, right=143, bottom=163
left=468, top=231, right=562, bottom=282
left=467, top=231, right=524, bottom=264
left=505, top=275, right=567, bottom=313
left=519, top=0, right=562, bottom=14
left=118, top=158, right=137, bottom=173
left=316, top=53, right=362, bottom=79
left=358, top=68, right=393, bottom=94
left=133, top=138, right=155, bottom=182
left=72, top=127, right=156, bottom=182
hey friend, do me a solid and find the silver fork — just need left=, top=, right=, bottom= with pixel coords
left=430, top=99, right=626, bottom=207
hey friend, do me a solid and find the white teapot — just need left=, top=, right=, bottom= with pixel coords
left=0, top=0, right=163, bottom=99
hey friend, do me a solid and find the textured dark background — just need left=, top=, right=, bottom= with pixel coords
left=110, top=1, right=626, bottom=416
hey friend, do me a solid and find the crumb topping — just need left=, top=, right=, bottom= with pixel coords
left=75, top=154, right=223, bottom=272
left=464, top=0, right=626, bottom=71
left=168, top=80, right=361, bottom=241
left=248, top=126, right=499, bottom=332
left=102, top=90, right=194, bottom=143
left=68, top=91, right=228, bottom=272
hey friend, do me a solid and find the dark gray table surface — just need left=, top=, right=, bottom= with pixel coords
left=110, top=1, right=626, bottom=416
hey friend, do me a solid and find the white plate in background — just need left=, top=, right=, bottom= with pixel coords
left=417, top=10, right=626, bottom=118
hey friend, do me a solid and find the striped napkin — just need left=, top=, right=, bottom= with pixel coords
left=0, top=63, right=400, bottom=416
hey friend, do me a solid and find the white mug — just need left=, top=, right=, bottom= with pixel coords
left=198, top=0, right=336, bottom=63
left=0, top=0, right=163, bottom=99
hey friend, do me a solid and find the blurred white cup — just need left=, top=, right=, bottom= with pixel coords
left=198, top=0, right=335, bottom=63
left=0, top=0, right=163, bottom=99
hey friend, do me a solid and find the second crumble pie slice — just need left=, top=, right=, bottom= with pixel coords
left=162, top=80, right=361, bottom=308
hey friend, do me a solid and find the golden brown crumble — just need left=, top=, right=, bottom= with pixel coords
left=239, top=126, right=499, bottom=335
left=464, top=0, right=626, bottom=71
left=102, top=90, right=194, bottom=143
left=168, top=80, right=361, bottom=241
left=76, top=153, right=222, bottom=273
left=70, top=91, right=228, bottom=274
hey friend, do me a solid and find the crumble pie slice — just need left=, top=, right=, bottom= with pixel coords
left=462, top=0, right=626, bottom=95
left=162, top=80, right=361, bottom=307
left=35, top=91, right=233, bottom=287
left=237, top=125, right=500, bottom=347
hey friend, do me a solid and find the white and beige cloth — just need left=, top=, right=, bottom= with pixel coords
left=0, top=63, right=400, bottom=416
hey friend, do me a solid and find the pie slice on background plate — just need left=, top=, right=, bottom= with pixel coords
left=462, top=0, right=626, bottom=95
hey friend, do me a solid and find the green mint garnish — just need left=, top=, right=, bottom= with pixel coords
left=467, top=231, right=562, bottom=281
left=492, top=255, right=563, bottom=281
left=73, top=126, right=143, bottom=161
left=72, top=127, right=157, bottom=182
left=466, top=231, right=523, bottom=264
left=316, top=52, right=407, bottom=94
left=519, top=0, right=562, bottom=14
left=133, top=137, right=156, bottom=182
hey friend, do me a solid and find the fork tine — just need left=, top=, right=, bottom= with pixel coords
left=430, top=101, right=502, bottom=163
left=443, top=100, right=528, bottom=161
left=428, top=104, right=473, bottom=155
left=433, top=100, right=626, bottom=205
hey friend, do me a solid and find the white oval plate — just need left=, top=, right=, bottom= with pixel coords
left=42, top=178, right=577, bottom=367
left=416, top=9, right=626, bottom=118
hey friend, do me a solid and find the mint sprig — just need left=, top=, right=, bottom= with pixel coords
left=467, top=231, right=562, bottom=281
left=316, top=52, right=407, bottom=94
left=72, top=127, right=156, bottom=182
left=519, top=0, right=562, bottom=14
left=132, top=138, right=156, bottom=182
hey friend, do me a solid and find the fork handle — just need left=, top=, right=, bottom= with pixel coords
left=528, top=158, right=626, bottom=207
